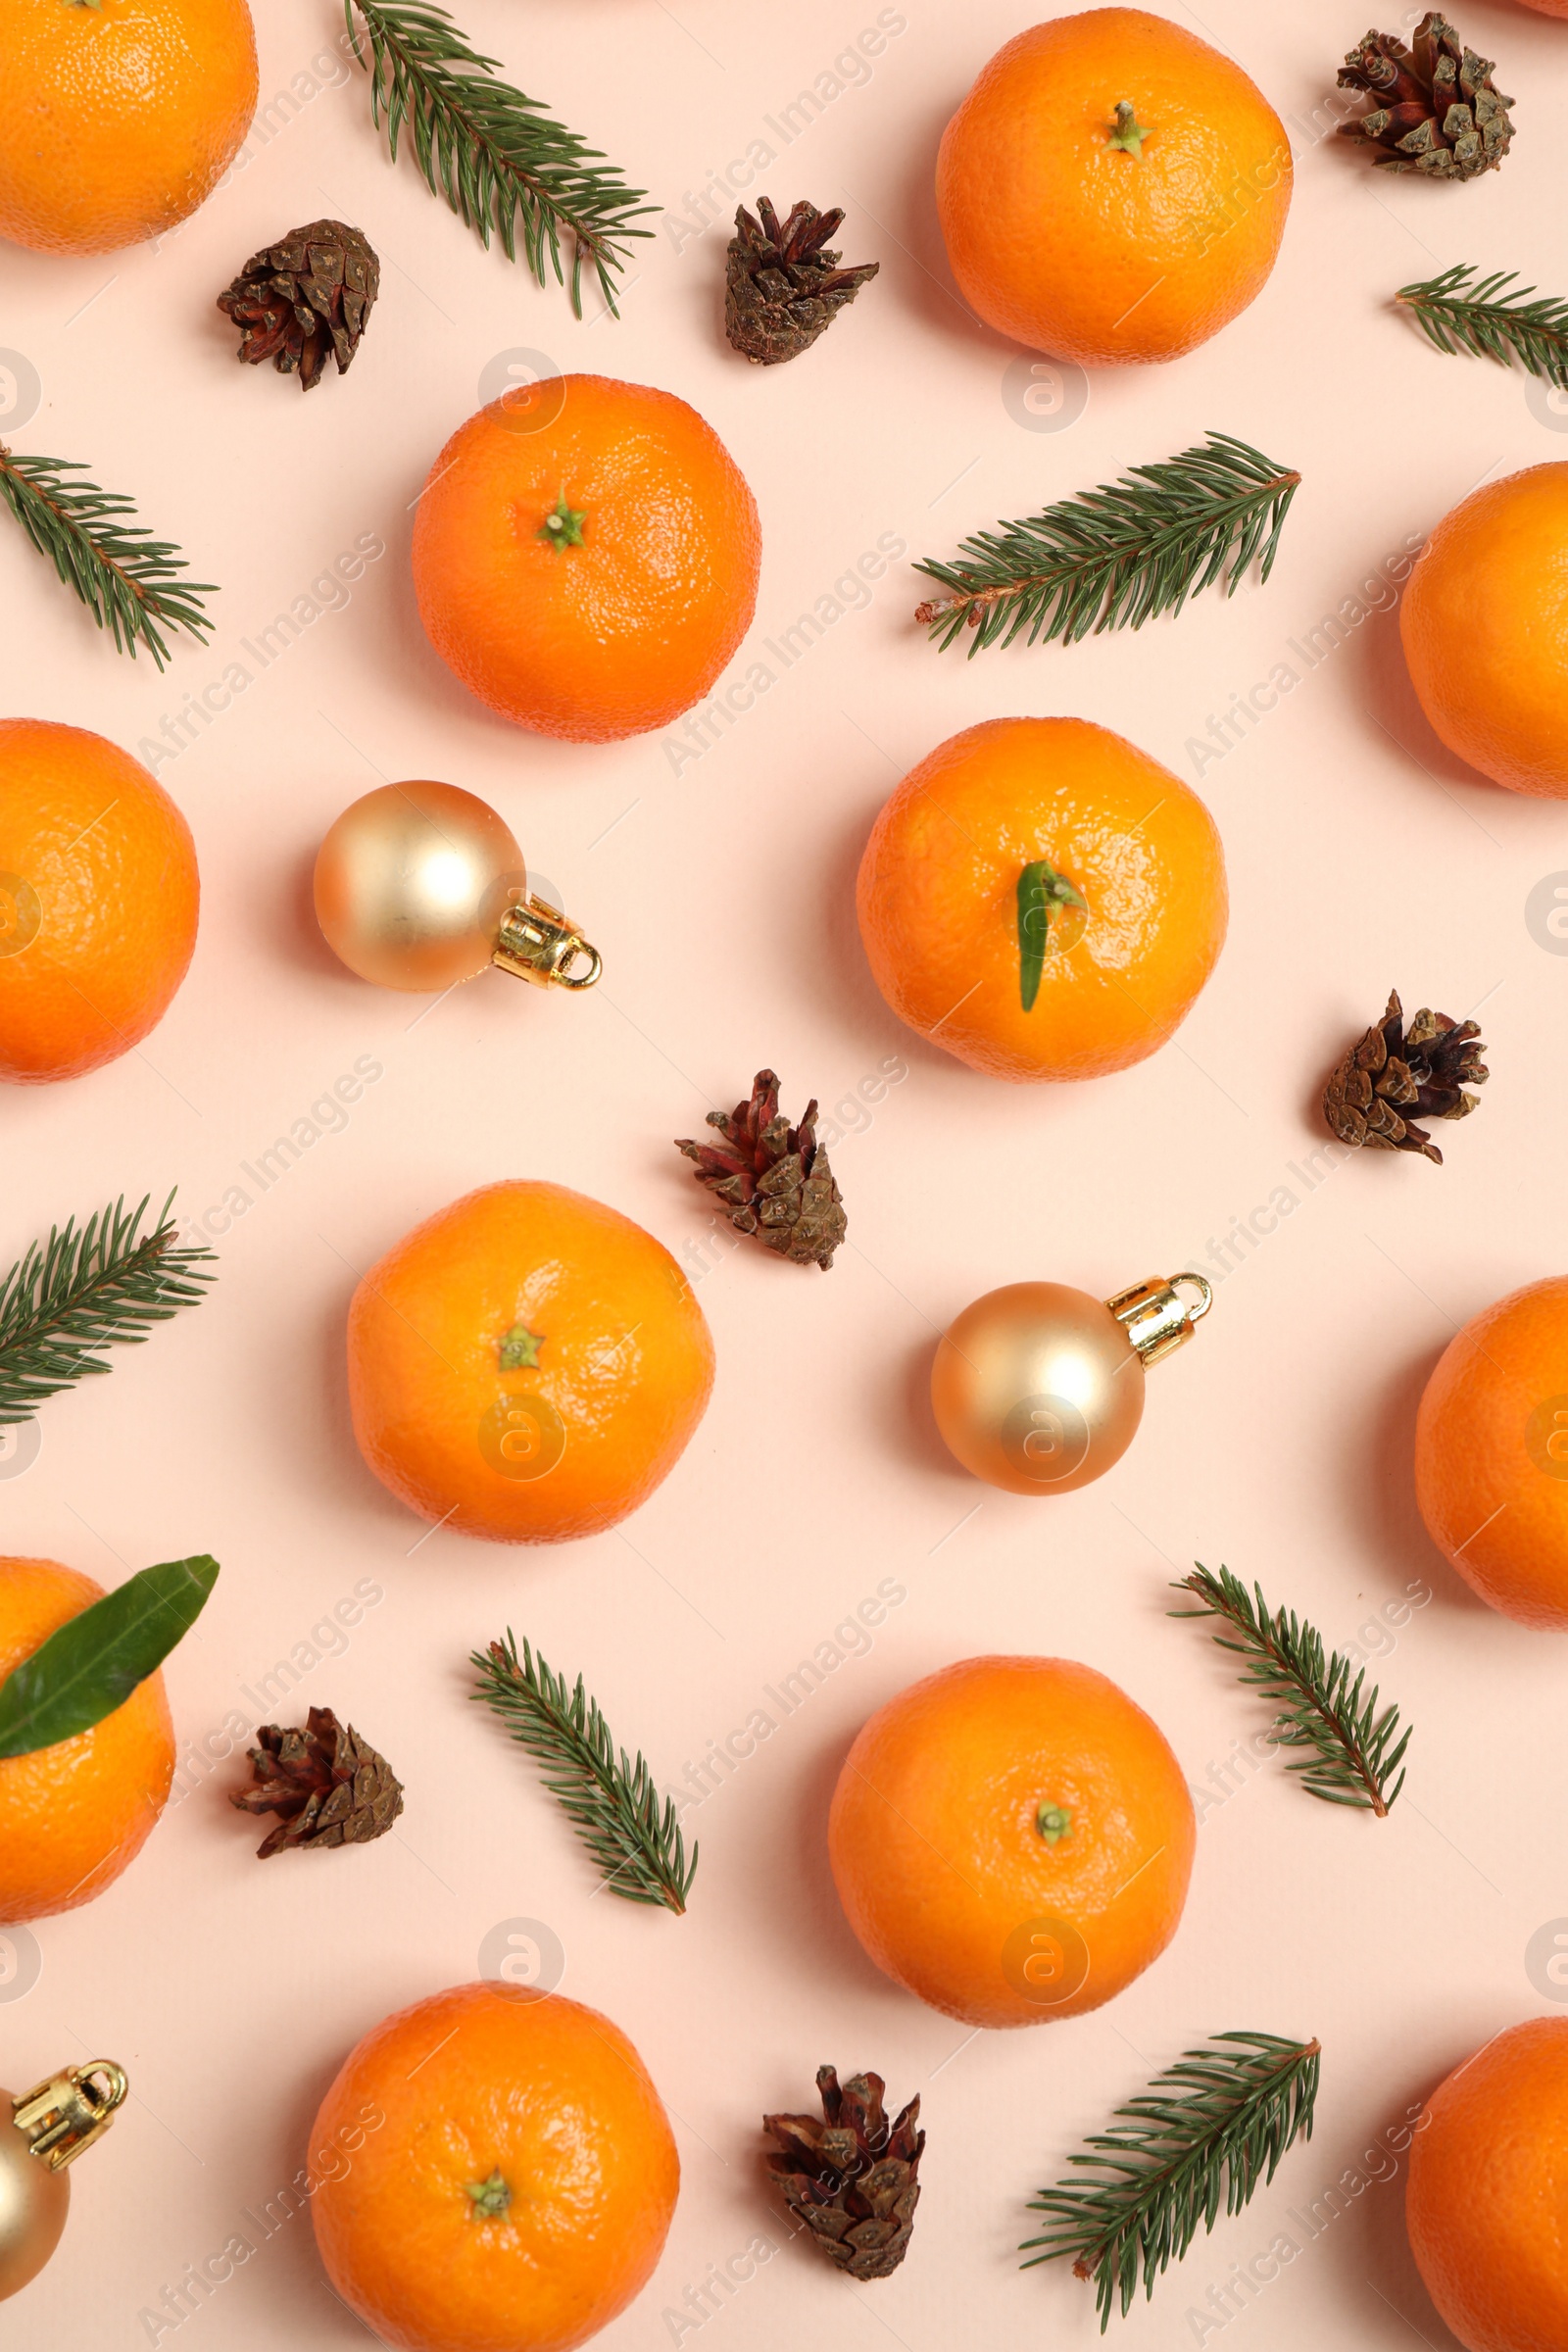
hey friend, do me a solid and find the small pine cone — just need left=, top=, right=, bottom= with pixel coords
left=217, top=220, right=380, bottom=391
left=231, top=1706, right=404, bottom=1856
left=725, top=199, right=879, bottom=365
left=676, top=1070, right=847, bottom=1270
left=763, top=2067, right=923, bottom=2280
left=1337, top=13, right=1513, bottom=180
left=1323, top=989, right=1488, bottom=1163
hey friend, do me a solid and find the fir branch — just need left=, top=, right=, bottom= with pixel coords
left=0, top=1194, right=216, bottom=1426
left=1396, top=264, right=1568, bottom=389
left=1021, top=2032, right=1320, bottom=2328
left=470, top=1631, right=696, bottom=1913
left=1171, top=1564, right=1411, bottom=1815
left=0, top=445, right=217, bottom=668
left=913, top=432, right=1300, bottom=656
left=346, top=0, right=657, bottom=316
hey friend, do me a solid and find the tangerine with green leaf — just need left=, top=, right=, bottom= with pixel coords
left=936, top=9, right=1292, bottom=365
left=856, top=716, right=1227, bottom=1082
left=0, top=1558, right=175, bottom=1924
left=412, top=375, right=761, bottom=742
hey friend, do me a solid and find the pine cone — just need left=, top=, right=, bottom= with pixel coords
left=763, top=2067, right=923, bottom=2280
left=231, top=1706, right=404, bottom=1856
left=1337, top=13, right=1513, bottom=179
left=1323, top=989, right=1488, bottom=1163
left=725, top=199, right=879, bottom=365
left=676, top=1070, right=847, bottom=1270
left=217, top=220, right=380, bottom=391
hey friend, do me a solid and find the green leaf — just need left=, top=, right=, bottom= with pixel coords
left=0, top=1556, right=220, bottom=1759
left=1017, top=861, right=1085, bottom=1011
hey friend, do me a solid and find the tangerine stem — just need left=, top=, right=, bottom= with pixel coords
left=538, top=494, right=586, bottom=551
left=466, top=2169, right=512, bottom=2218
left=1107, top=101, right=1151, bottom=157
left=500, top=1323, right=544, bottom=1370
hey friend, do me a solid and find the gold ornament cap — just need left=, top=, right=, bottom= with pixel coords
left=1104, top=1273, right=1213, bottom=1370
left=493, top=894, right=601, bottom=990
left=0, top=2064, right=125, bottom=2304
left=14, top=2063, right=127, bottom=2172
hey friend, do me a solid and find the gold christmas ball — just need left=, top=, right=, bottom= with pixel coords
left=314, top=780, right=526, bottom=993
left=931, top=1275, right=1212, bottom=1494
left=0, top=2100, right=68, bottom=2304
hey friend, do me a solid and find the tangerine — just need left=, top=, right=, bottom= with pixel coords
left=0, top=1557, right=174, bottom=1924
left=856, top=716, right=1227, bottom=1082
left=828, top=1655, right=1195, bottom=2029
left=1401, top=463, right=1568, bottom=797
left=0, top=718, right=199, bottom=1085
left=347, top=1181, right=715, bottom=1545
left=412, top=375, right=761, bottom=742
left=1414, top=1276, right=1568, bottom=1628
left=0, top=0, right=258, bottom=256
left=312, top=1983, right=679, bottom=2352
left=1406, top=2016, right=1568, bottom=2352
left=936, top=10, right=1292, bottom=365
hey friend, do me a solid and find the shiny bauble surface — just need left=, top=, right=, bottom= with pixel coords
left=0, top=2106, right=67, bottom=2303
left=931, top=1282, right=1144, bottom=1495
left=314, top=781, right=525, bottom=992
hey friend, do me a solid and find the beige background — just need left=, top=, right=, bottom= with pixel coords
left=4, top=0, right=1568, bottom=2344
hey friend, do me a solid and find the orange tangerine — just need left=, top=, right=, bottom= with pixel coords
left=856, top=716, right=1227, bottom=1082
left=0, top=1557, right=174, bottom=1923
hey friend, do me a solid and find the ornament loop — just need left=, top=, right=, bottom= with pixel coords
left=1104, top=1272, right=1213, bottom=1370
left=491, top=895, right=603, bottom=991
left=1170, top=1272, right=1213, bottom=1321
left=13, top=2063, right=127, bottom=2172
